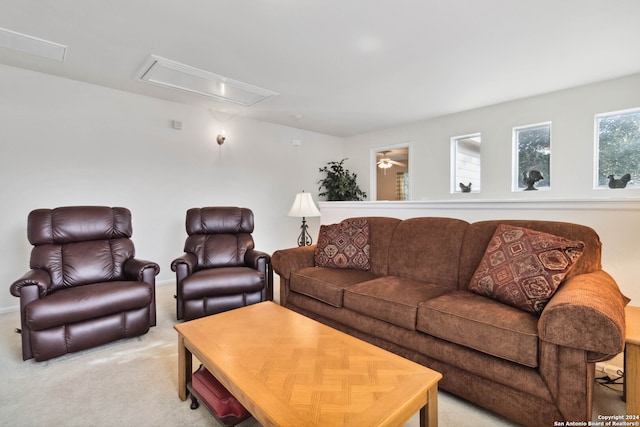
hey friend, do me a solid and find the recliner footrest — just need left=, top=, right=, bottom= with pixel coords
left=188, top=364, right=251, bottom=426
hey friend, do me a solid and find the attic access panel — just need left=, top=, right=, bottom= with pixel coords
left=138, top=55, right=278, bottom=106
left=0, top=27, right=66, bottom=61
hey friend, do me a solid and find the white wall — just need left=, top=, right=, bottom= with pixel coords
left=343, top=73, right=640, bottom=201
left=0, top=64, right=342, bottom=312
left=334, top=73, right=640, bottom=304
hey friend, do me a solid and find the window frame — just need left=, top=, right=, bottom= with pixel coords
left=450, top=132, right=481, bottom=194
left=512, top=121, right=552, bottom=192
left=593, top=107, right=640, bottom=190
left=370, top=142, right=411, bottom=201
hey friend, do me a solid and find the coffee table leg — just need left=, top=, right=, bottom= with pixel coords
left=177, top=335, right=192, bottom=401
left=420, top=385, right=438, bottom=427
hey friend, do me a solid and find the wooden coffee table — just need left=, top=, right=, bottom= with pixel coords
left=625, top=305, right=640, bottom=416
left=175, top=302, right=442, bottom=426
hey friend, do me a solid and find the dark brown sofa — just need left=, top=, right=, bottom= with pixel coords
left=10, top=206, right=159, bottom=362
left=272, top=217, right=628, bottom=426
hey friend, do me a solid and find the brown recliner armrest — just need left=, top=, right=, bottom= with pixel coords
left=271, top=245, right=316, bottom=280
left=538, top=270, right=628, bottom=361
left=10, top=269, right=51, bottom=298
left=245, top=249, right=270, bottom=270
left=124, top=258, right=160, bottom=282
left=245, top=249, right=273, bottom=301
left=171, top=253, right=198, bottom=277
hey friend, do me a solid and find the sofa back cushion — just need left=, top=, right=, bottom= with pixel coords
left=459, top=220, right=602, bottom=290
left=387, top=217, right=469, bottom=288
left=28, top=206, right=134, bottom=292
left=365, top=217, right=403, bottom=276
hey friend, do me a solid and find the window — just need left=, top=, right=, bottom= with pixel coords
left=451, top=134, right=481, bottom=193
left=595, top=108, right=640, bottom=189
left=513, top=123, right=551, bottom=191
left=372, top=144, right=410, bottom=200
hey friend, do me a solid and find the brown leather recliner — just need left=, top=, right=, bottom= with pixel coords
left=10, top=206, right=160, bottom=361
left=171, top=207, right=273, bottom=321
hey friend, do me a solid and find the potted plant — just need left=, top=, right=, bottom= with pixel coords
left=318, top=159, right=367, bottom=201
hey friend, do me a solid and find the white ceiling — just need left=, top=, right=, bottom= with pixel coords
left=1, top=1, right=640, bottom=137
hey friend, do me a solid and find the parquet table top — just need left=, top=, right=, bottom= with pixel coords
left=175, top=302, right=442, bottom=427
left=625, top=306, right=640, bottom=416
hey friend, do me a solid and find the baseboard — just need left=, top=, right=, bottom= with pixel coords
left=596, top=352, right=624, bottom=377
left=0, top=304, right=19, bottom=315
left=156, top=278, right=175, bottom=287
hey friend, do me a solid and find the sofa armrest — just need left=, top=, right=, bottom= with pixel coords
left=10, top=269, right=51, bottom=298
left=271, top=245, right=316, bottom=279
left=538, top=270, right=628, bottom=360
left=124, top=258, right=160, bottom=282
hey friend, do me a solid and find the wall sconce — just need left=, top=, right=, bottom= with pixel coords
left=287, top=191, right=321, bottom=246
left=216, top=134, right=226, bottom=145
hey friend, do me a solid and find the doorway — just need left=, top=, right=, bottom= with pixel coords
left=370, top=144, right=410, bottom=201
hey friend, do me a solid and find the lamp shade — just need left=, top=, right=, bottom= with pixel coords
left=288, top=192, right=321, bottom=218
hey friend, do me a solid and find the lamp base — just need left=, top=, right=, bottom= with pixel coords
left=297, top=217, right=313, bottom=246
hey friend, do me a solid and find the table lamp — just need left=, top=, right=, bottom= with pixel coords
left=288, top=191, right=321, bottom=246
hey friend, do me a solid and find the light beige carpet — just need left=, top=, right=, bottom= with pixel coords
left=0, top=284, right=625, bottom=427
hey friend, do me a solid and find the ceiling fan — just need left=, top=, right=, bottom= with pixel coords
left=377, top=151, right=407, bottom=174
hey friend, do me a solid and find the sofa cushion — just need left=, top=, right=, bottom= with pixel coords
left=26, top=281, right=152, bottom=330
left=343, top=276, right=450, bottom=330
left=314, top=218, right=370, bottom=270
left=387, top=217, right=469, bottom=289
left=468, top=224, right=584, bottom=314
left=417, top=290, right=540, bottom=367
left=290, top=266, right=378, bottom=307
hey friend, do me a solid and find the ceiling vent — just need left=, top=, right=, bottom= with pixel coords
left=137, top=55, right=278, bottom=106
left=0, top=27, right=66, bottom=61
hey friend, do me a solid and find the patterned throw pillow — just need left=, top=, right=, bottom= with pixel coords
left=314, top=218, right=370, bottom=270
left=468, top=224, right=584, bottom=315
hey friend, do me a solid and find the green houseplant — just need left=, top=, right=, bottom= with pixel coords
left=318, top=158, right=367, bottom=201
